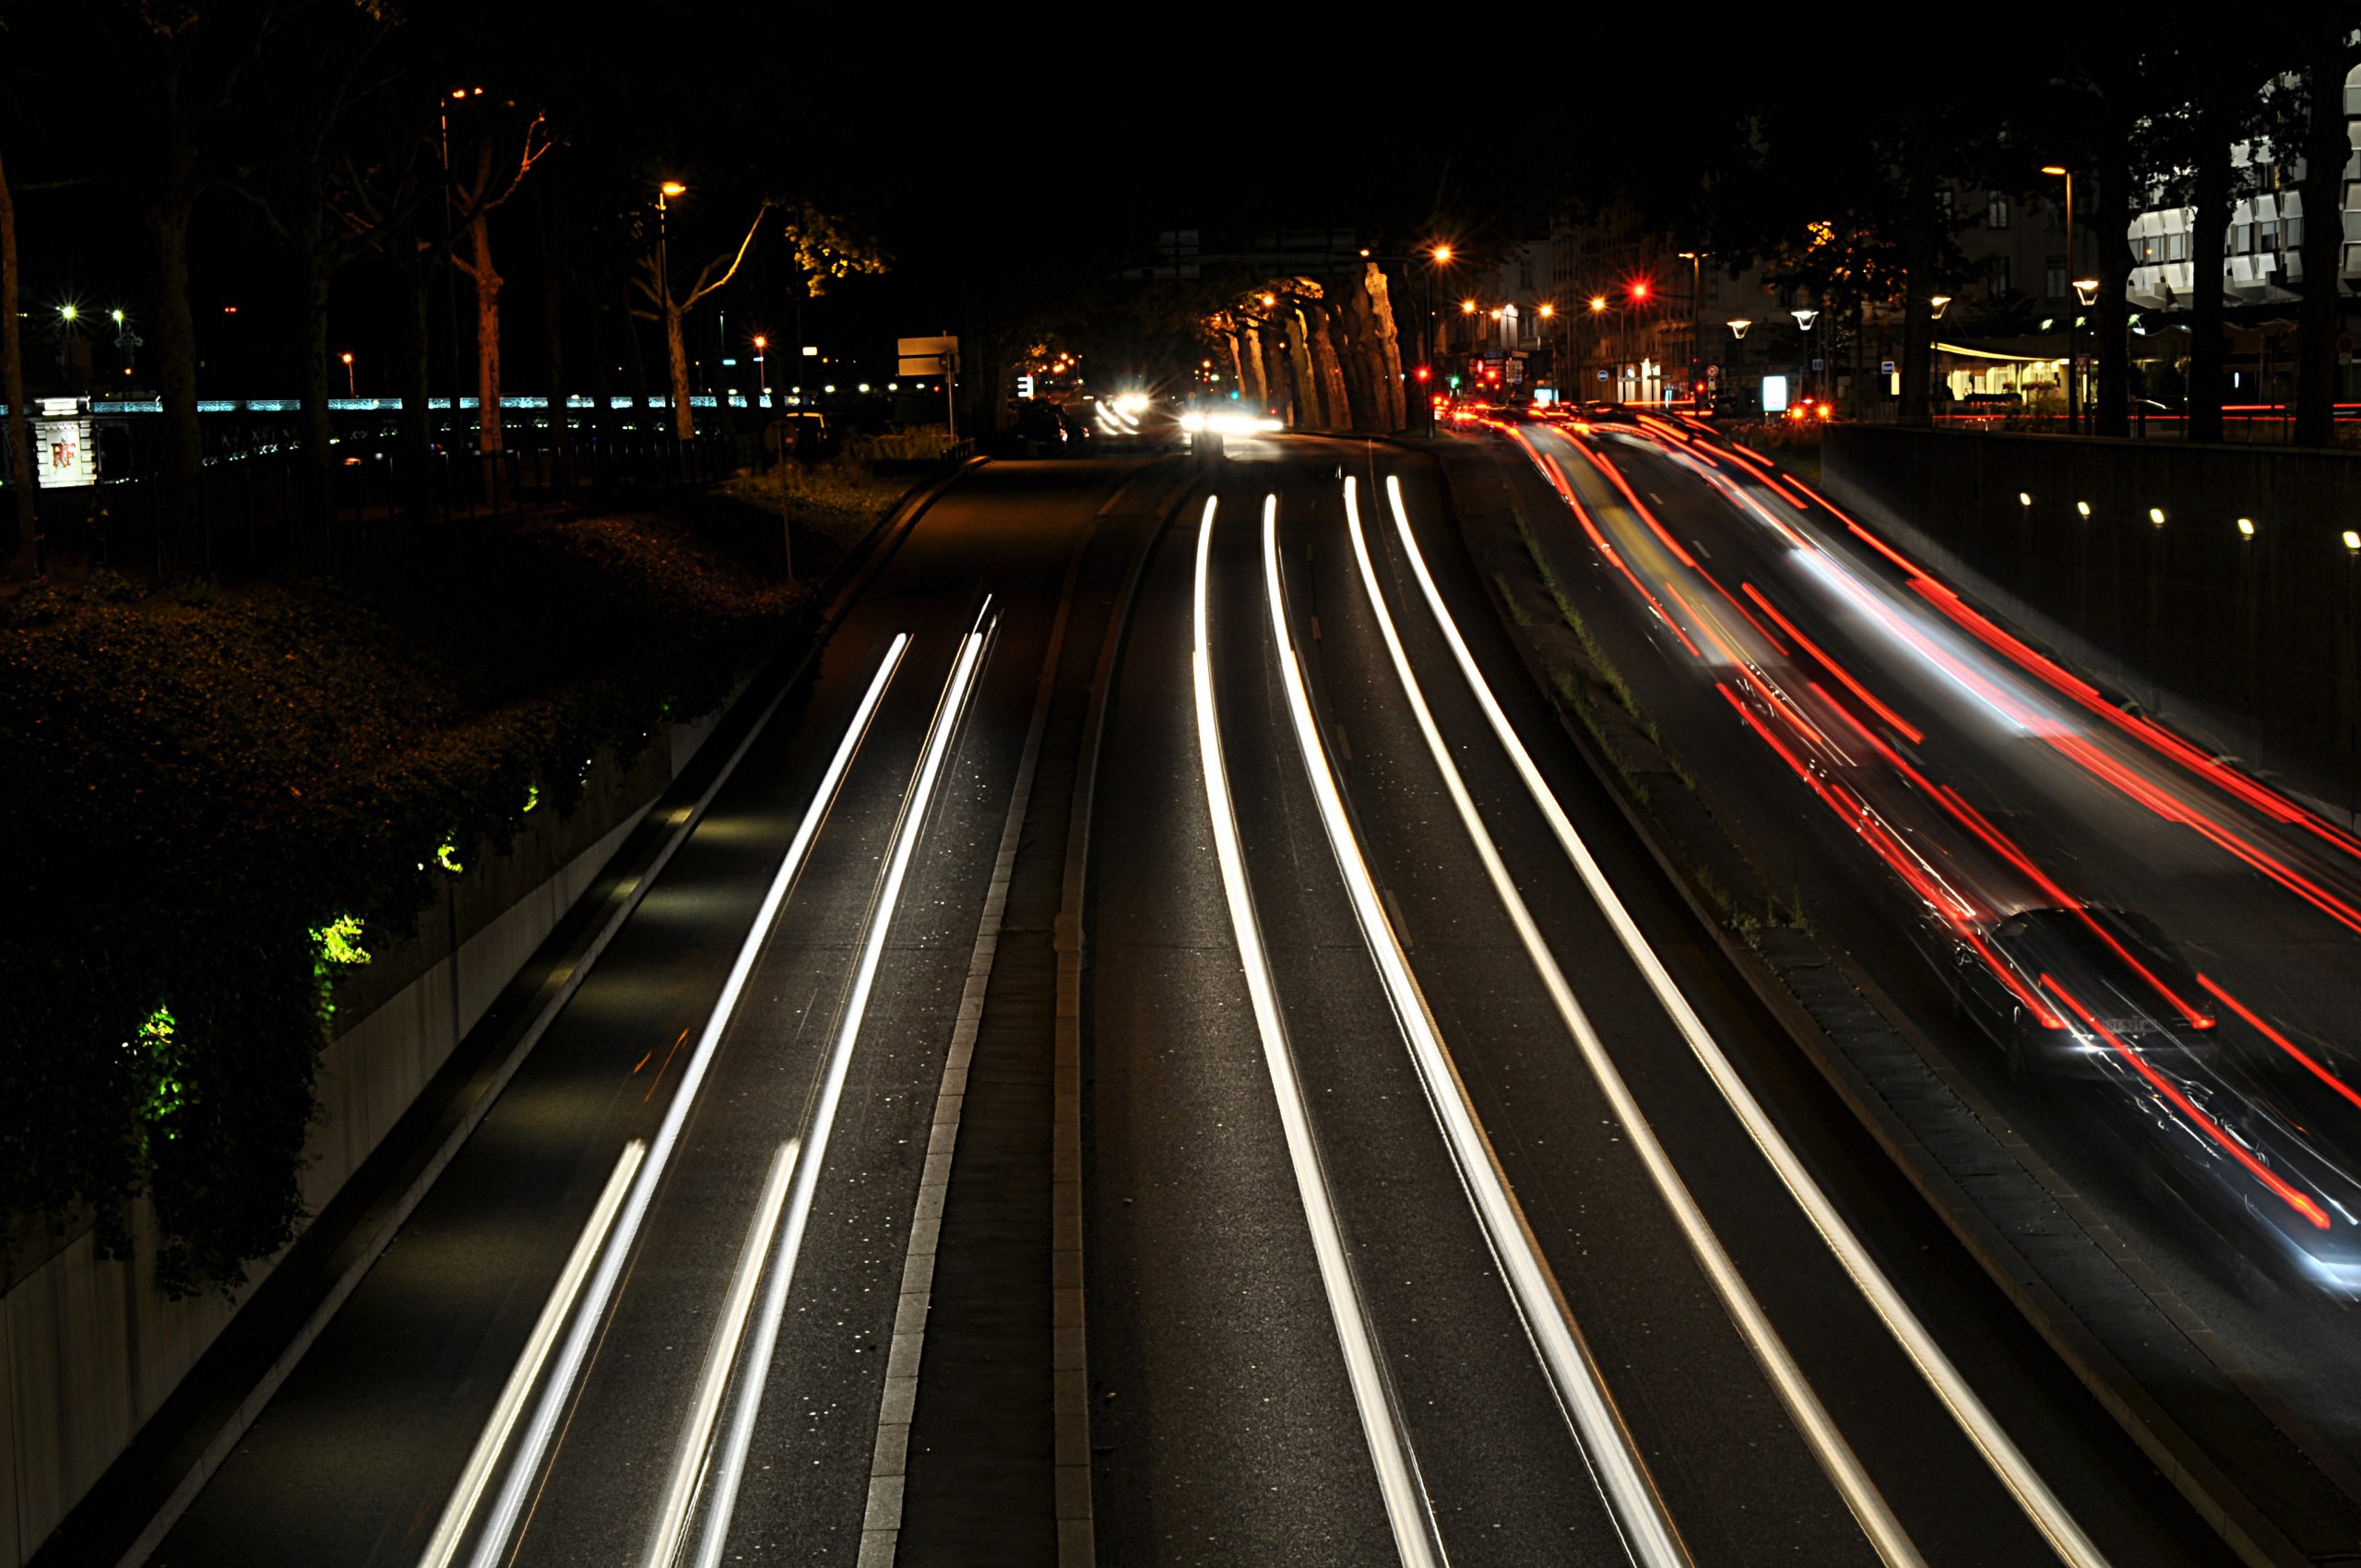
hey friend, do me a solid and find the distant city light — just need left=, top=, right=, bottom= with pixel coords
left=2237, top=517, right=2256, bottom=538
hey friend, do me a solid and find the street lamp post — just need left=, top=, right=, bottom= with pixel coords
left=1679, top=250, right=1708, bottom=410
left=2042, top=165, right=2081, bottom=434
left=753, top=334, right=768, bottom=400
left=1537, top=302, right=1559, bottom=399
left=341, top=351, right=356, bottom=397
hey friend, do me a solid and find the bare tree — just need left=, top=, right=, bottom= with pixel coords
left=634, top=201, right=766, bottom=441
left=443, top=98, right=554, bottom=454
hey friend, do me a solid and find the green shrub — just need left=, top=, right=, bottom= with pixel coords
left=0, top=506, right=822, bottom=1295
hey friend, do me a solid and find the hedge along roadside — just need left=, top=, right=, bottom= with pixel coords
left=0, top=490, right=885, bottom=1301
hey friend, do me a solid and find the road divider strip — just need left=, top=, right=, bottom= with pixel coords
left=1381, top=473, right=2113, bottom=1568
left=1189, top=496, right=1448, bottom=1568
left=441, top=633, right=912, bottom=1568
left=1263, top=493, right=1688, bottom=1568
left=684, top=609, right=992, bottom=1568
left=1338, top=479, right=1921, bottom=1568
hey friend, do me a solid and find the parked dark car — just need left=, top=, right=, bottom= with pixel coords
left=1011, top=398, right=1071, bottom=456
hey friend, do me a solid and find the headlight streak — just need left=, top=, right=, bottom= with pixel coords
left=1187, top=496, right=1450, bottom=1568
left=643, top=1138, right=800, bottom=1568
left=1381, top=476, right=2114, bottom=1568
left=1337, top=482, right=1921, bottom=1568
left=686, top=609, right=992, bottom=1568
left=445, top=634, right=911, bottom=1568
left=415, top=1140, right=647, bottom=1568
left=1263, top=493, right=1689, bottom=1568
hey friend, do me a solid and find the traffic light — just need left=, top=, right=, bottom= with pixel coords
left=1414, top=365, right=1431, bottom=383
left=1629, top=280, right=1651, bottom=303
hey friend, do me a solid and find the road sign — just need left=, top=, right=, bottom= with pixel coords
left=896, top=335, right=958, bottom=378
left=1016, top=374, right=1035, bottom=398
left=1880, top=359, right=1895, bottom=374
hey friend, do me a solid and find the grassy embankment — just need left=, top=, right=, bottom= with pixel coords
left=0, top=458, right=907, bottom=1296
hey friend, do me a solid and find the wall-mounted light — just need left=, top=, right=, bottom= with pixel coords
left=2343, top=529, right=2359, bottom=553
left=2018, top=492, right=2033, bottom=507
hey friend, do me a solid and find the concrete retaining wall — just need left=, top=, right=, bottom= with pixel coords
left=1821, top=426, right=2361, bottom=815
left=0, top=690, right=740, bottom=1566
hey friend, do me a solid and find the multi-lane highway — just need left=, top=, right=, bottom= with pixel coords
left=1084, top=435, right=2236, bottom=1568
left=113, top=431, right=2315, bottom=1568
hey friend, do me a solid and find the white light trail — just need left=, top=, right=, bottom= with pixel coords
left=1339, top=480, right=1920, bottom=1568
left=1190, top=497, right=1448, bottom=1568
left=1382, top=475, right=2112, bottom=1568
left=446, top=634, right=911, bottom=1568
left=416, top=1140, right=647, bottom=1568
left=644, top=1139, right=801, bottom=1568
left=688, top=611, right=991, bottom=1568
left=1261, top=494, right=1686, bottom=1568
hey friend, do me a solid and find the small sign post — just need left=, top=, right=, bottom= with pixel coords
left=897, top=336, right=960, bottom=445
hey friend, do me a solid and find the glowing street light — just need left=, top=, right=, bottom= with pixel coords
left=1431, top=244, right=1453, bottom=264
left=1791, top=308, right=1819, bottom=330
left=340, top=350, right=355, bottom=396
left=658, top=181, right=687, bottom=200
left=1461, top=298, right=1477, bottom=315
left=1727, top=318, right=1752, bottom=339
left=1537, top=302, right=1556, bottom=319
left=1930, top=294, right=1952, bottom=320
left=1589, top=296, right=1608, bottom=313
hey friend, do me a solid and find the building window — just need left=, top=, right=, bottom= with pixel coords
left=1518, top=257, right=1534, bottom=290
left=1986, top=192, right=2011, bottom=230
left=2165, top=232, right=2189, bottom=262
left=1987, top=256, right=2011, bottom=295
left=2044, top=260, right=2068, bottom=299
left=1936, top=189, right=1954, bottom=221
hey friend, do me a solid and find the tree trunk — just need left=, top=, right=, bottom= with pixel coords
left=1, top=148, right=37, bottom=578
left=665, top=301, right=694, bottom=440
left=465, top=210, right=504, bottom=453
left=1240, top=322, right=1269, bottom=412
left=1264, top=321, right=1296, bottom=424
left=1287, top=312, right=1320, bottom=427
left=1365, top=263, right=1406, bottom=431
left=396, top=254, right=433, bottom=519
left=2297, top=39, right=2348, bottom=447
left=2095, top=151, right=2133, bottom=438
left=1899, top=113, right=1938, bottom=427
left=2189, top=117, right=2232, bottom=445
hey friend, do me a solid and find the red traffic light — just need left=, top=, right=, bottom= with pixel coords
left=1414, top=365, right=1431, bottom=382
left=1629, top=280, right=1651, bottom=302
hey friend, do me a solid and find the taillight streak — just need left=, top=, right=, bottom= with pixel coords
left=2044, top=976, right=2331, bottom=1231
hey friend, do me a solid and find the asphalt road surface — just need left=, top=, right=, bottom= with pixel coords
left=1084, top=433, right=2235, bottom=1568
left=134, top=440, right=2261, bottom=1568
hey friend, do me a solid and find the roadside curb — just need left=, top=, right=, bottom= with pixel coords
left=1418, top=435, right=2354, bottom=1568
left=83, top=457, right=975, bottom=1568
